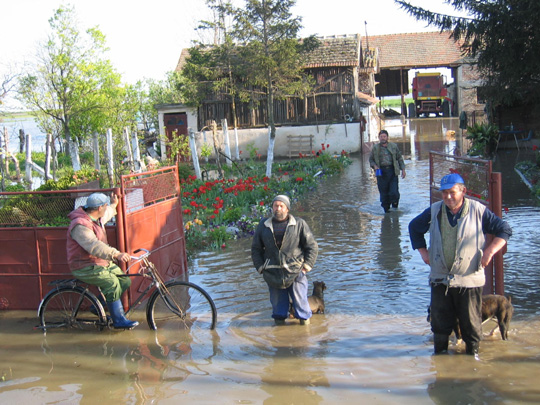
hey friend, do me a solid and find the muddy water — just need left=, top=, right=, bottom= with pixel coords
left=2, top=117, right=540, bottom=404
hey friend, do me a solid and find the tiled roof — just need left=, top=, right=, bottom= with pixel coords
left=361, top=31, right=465, bottom=69
left=175, top=31, right=464, bottom=72
left=175, top=48, right=191, bottom=72
left=303, top=34, right=361, bottom=68
left=176, top=36, right=362, bottom=71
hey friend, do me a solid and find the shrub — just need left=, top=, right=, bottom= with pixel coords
left=177, top=163, right=194, bottom=181
left=207, top=226, right=231, bottom=248
left=222, top=206, right=243, bottom=223
left=466, top=123, right=499, bottom=157
left=37, top=167, right=102, bottom=191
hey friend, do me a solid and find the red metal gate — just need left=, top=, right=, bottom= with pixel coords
left=0, top=166, right=187, bottom=310
left=429, top=151, right=505, bottom=294
left=120, top=166, right=188, bottom=300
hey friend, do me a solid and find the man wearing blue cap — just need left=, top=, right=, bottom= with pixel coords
left=66, top=192, right=138, bottom=329
left=409, top=173, right=512, bottom=357
left=251, top=195, right=318, bottom=325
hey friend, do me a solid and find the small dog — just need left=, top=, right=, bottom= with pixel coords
left=482, top=294, right=514, bottom=340
left=427, top=294, right=514, bottom=341
left=289, top=281, right=326, bottom=318
left=308, top=281, right=326, bottom=314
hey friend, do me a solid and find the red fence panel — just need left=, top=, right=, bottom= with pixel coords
left=0, top=166, right=187, bottom=310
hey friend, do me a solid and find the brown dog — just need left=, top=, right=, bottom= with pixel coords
left=427, top=294, right=514, bottom=341
left=308, top=281, right=326, bottom=314
left=482, top=294, right=514, bottom=340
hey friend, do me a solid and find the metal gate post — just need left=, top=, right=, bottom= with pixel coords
left=114, top=186, right=130, bottom=309
left=490, top=172, right=505, bottom=295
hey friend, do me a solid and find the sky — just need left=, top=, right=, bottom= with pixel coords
left=1, top=0, right=468, bottom=89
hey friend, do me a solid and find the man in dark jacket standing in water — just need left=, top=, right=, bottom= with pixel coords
left=369, top=129, right=406, bottom=213
left=251, top=195, right=318, bottom=325
left=409, top=174, right=511, bottom=357
left=66, top=192, right=138, bottom=329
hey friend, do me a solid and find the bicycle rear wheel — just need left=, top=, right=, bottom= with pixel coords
left=38, top=287, right=107, bottom=331
left=146, top=281, right=217, bottom=331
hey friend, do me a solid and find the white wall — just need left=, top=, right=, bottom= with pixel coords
left=157, top=103, right=380, bottom=159
left=194, top=122, right=363, bottom=158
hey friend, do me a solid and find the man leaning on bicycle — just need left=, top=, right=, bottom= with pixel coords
left=66, top=192, right=138, bottom=329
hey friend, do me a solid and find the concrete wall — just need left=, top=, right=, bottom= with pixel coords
left=157, top=104, right=380, bottom=159
left=195, top=122, right=363, bottom=158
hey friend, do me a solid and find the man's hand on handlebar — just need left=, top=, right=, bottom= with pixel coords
left=115, top=252, right=131, bottom=263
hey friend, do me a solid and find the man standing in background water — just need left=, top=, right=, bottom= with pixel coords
left=369, top=130, right=406, bottom=213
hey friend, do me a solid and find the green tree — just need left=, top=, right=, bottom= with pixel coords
left=395, top=0, right=540, bottom=106
left=17, top=5, right=126, bottom=170
left=179, top=0, right=318, bottom=176
left=231, top=0, right=318, bottom=177
left=197, top=0, right=246, bottom=133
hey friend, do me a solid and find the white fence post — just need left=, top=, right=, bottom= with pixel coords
left=123, top=127, right=135, bottom=172
left=45, top=133, right=52, bottom=180
left=132, top=131, right=145, bottom=172
left=189, top=128, right=202, bottom=180
left=234, top=127, right=240, bottom=160
left=25, top=133, right=32, bottom=186
left=222, top=119, right=232, bottom=167
left=106, top=129, right=115, bottom=187
left=92, top=133, right=101, bottom=171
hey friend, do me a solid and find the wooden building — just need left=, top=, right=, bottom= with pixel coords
left=173, top=34, right=379, bottom=132
left=157, top=31, right=483, bottom=159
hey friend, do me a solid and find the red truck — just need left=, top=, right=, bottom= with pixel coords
left=411, top=72, right=451, bottom=118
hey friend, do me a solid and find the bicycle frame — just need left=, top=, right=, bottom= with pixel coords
left=121, top=249, right=185, bottom=319
left=38, top=248, right=212, bottom=332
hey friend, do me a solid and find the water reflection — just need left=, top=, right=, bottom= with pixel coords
left=260, top=327, right=329, bottom=404
left=377, top=214, right=403, bottom=272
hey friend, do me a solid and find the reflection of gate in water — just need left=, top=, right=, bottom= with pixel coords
left=121, top=167, right=188, bottom=303
left=429, top=152, right=505, bottom=295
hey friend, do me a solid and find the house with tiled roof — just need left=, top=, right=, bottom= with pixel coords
left=157, top=35, right=381, bottom=159
left=363, top=31, right=464, bottom=70
left=173, top=34, right=379, bottom=127
left=156, top=31, right=484, bottom=160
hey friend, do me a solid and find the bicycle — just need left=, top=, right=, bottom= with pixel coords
left=37, top=248, right=217, bottom=332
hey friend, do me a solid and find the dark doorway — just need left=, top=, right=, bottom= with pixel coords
left=164, top=112, right=189, bottom=160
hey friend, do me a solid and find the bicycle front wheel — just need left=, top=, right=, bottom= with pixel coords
left=146, top=281, right=217, bottom=331
left=39, top=287, right=107, bottom=332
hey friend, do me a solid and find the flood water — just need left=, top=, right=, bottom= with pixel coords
left=2, top=117, right=540, bottom=404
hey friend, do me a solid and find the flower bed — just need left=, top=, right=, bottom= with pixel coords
left=181, top=150, right=351, bottom=252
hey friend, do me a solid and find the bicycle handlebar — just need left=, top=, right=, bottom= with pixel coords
left=130, top=248, right=151, bottom=262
